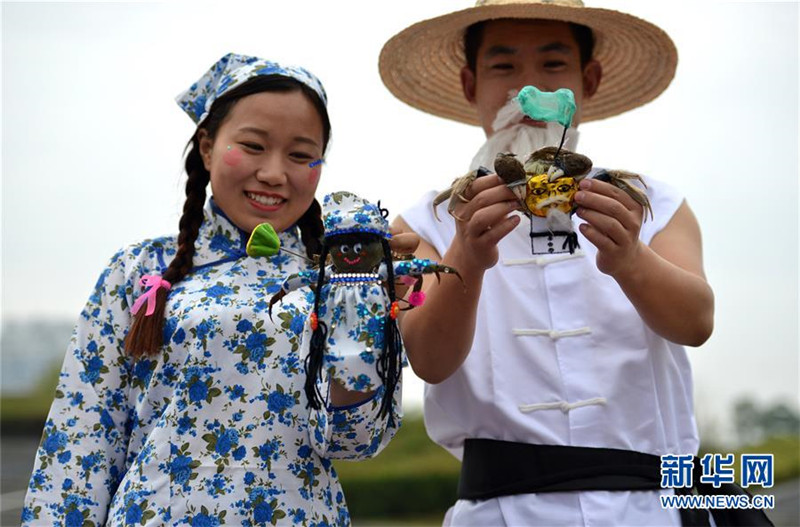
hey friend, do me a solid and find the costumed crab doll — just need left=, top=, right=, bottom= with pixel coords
left=246, top=191, right=458, bottom=425
left=435, top=86, right=653, bottom=255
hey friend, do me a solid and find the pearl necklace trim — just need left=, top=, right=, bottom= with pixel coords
left=329, top=272, right=381, bottom=284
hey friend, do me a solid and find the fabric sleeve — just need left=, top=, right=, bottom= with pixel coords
left=310, top=383, right=402, bottom=462
left=281, top=269, right=319, bottom=294
left=22, top=250, right=135, bottom=526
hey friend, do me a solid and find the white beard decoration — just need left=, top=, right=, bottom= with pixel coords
left=469, top=94, right=580, bottom=172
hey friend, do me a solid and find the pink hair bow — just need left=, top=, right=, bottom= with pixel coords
left=131, top=275, right=172, bottom=317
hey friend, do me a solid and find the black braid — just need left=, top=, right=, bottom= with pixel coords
left=297, top=198, right=324, bottom=259
left=164, top=143, right=208, bottom=283
left=124, top=141, right=208, bottom=357
left=377, top=238, right=402, bottom=424
left=305, top=244, right=330, bottom=409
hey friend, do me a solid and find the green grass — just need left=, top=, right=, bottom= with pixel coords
left=0, top=365, right=59, bottom=430
left=735, top=435, right=800, bottom=484
left=700, top=435, right=800, bottom=485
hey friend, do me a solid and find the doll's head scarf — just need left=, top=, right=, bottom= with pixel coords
left=322, top=192, right=391, bottom=240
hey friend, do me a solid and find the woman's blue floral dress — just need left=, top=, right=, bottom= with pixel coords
left=22, top=201, right=401, bottom=527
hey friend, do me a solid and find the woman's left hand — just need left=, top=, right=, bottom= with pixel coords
left=574, top=178, right=645, bottom=278
left=388, top=230, right=420, bottom=257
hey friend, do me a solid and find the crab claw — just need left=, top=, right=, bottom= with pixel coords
left=267, top=289, right=288, bottom=321
left=432, top=169, right=481, bottom=222
left=432, top=188, right=454, bottom=221
left=547, top=165, right=565, bottom=182
left=594, top=169, right=654, bottom=222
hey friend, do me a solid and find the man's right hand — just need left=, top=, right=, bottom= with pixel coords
left=391, top=175, right=520, bottom=384
left=445, top=174, right=521, bottom=275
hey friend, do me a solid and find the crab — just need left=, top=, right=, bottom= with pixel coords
left=494, top=146, right=653, bottom=223
left=432, top=146, right=652, bottom=225
left=432, top=147, right=595, bottom=221
left=519, top=146, right=593, bottom=181
left=432, top=167, right=486, bottom=221
left=592, top=169, right=653, bottom=221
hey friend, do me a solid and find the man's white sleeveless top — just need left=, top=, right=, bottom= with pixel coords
left=401, top=174, right=698, bottom=525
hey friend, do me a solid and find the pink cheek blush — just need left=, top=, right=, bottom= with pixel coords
left=223, top=146, right=242, bottom=167
left=308, top=166, right=321, bottom=185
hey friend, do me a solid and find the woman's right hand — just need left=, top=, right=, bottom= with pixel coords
left=445, top=174, right=521, bottom=275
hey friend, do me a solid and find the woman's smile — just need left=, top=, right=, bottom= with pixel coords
left=245, top=191, right=286, bottom=211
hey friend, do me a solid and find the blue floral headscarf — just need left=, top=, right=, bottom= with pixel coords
left=176, top=53, right=328, bottom=124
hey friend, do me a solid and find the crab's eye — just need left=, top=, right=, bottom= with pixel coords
left=353, top=243, right=363, bottom=253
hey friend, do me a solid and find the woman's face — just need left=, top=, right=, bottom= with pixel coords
left=199, top=90, right=325, bottom=233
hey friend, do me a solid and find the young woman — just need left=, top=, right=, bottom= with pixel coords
left=22, top=53, right=401, bottom=527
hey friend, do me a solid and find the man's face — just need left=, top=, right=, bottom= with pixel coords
left=461, top=19, right=601, bottom=137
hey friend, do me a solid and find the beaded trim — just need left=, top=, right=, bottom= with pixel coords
left=394, top=259, right=428, bottom=274
left=329, top=272, right=381, bottom=284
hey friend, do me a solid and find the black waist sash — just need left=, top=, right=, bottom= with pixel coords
left=458, top=439, right=661, bottom=500
left=457, top=439, right=774, bottom=527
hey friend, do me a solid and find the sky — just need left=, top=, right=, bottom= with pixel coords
left=2, top=1, right=798, bottom=441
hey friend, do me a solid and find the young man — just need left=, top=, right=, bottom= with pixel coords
left=380, top=1, right=715, bottom=525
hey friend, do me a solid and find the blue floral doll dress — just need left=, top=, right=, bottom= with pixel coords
left=22, top=200, right=400, bottom=527
left=264, top=192, right=460, bottom=456
left=282, top=258, right=432, bottom=395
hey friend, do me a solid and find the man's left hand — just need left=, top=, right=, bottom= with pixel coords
left=574, top=178, right=645, bottom=278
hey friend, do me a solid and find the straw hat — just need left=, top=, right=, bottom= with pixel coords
left=379, top=0, right=677, bottom=125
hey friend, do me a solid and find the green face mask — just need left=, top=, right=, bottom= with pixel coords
left=516, top=86, right=576, bottom=129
